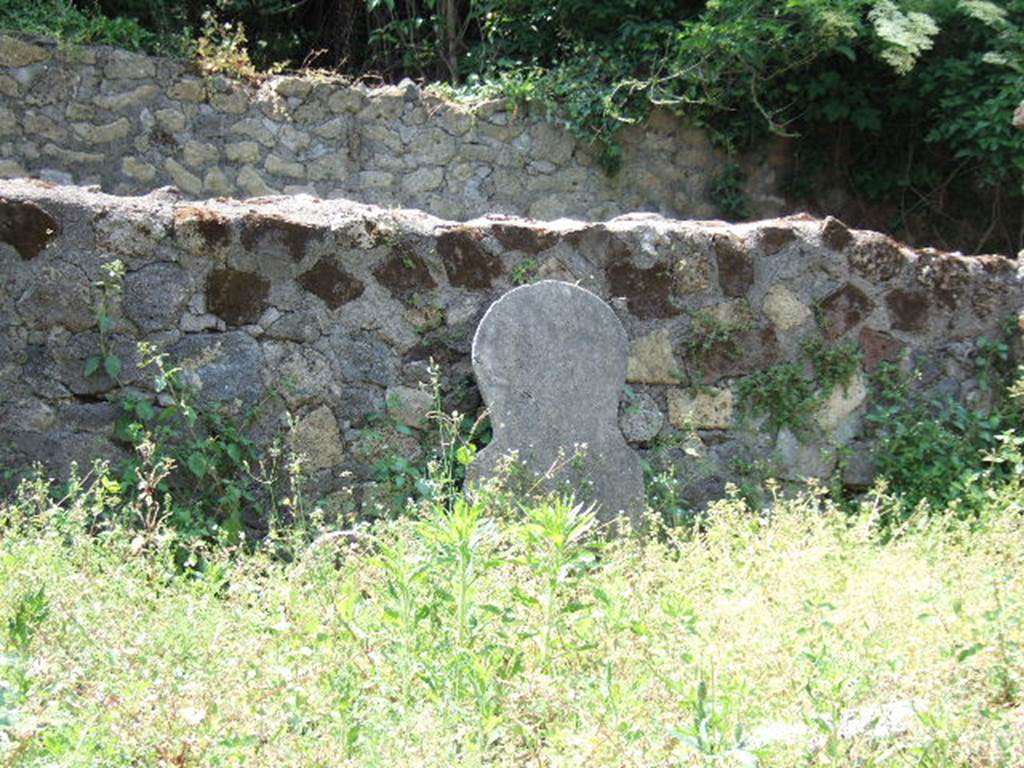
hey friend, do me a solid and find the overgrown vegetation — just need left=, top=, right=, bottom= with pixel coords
left=736, top=336, right=863, bottom=433
left=866, top=335, right=1024, bottom=516
left=2, top=461, right=1024, bottom=765
left=1, top=1, right=1020, bottom=252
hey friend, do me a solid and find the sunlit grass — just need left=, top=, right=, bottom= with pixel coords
left=1, top=475, right=1022, bottom=767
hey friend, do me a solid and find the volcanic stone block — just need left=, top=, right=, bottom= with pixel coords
left=0, top=198, right=59, bottom=260
left=468, top=280, right=645, bottom=526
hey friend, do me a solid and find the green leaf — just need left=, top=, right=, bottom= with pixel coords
left=187, top=451, right=208, bottom=478
left=455, top=444, right=477, bottom=466
left=83, top=355, right=101, bottom=377
left=97, top=315, right=112, bottom=335
left=956, top=642, right=985, bottom=662
left=104, top=354, right=122, bottom=380
left=135, top=400, right=155, bottom=421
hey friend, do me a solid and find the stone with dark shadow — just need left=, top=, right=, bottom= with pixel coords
left=606, top=261, right=678, bottom=320
left=206, top=268, right=270, bottom=326
left=468, top=280, right=645, bottom=527
left=0, top=198, right=59, bottom=260
left=819, top=283, right=873, bottom=341
left=885, top=288, right=929, bottom=332
left=373, top=244, right=436, bottom=301
left=437, top=227, right=501, bottom=290
left=297, top=257, right=364, bottom=309
left=714, top=235, right=754, bottom=297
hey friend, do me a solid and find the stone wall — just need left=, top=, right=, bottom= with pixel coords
left=3, top=178, right=1020, bottom=519
left=0, top=34, right=789, bottom=222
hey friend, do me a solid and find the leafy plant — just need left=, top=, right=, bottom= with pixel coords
left=801, top=336, right=862, bottom=398
left=709, top=162, right=751, bottom=221
left=111, top=343, right=280, bottom=543
left=687, top=306, right=753, bottom=364
left=510, top=258, right=538, bottom=286
left=866, top=342, right=1024, bottom=516
left=514, top=496, right=598, bottom=667
left=737, top=362, right=818, bottom=433
left=4, top=590, right=48, bottom=654
left=194, top=10, right=260, bottom=79
left=83, top=260, right=126, bottom=383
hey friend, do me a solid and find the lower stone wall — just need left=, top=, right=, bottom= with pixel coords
left=0, top=34, right=786, bottom=223
left=1, top=179, right=1020, bottom=519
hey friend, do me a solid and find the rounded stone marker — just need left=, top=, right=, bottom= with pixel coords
left=468, top=280, right=645, bottom=527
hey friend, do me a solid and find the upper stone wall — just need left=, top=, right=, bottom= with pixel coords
left=2, top=178, right=1020, bottom=520
left=0, top=34, right=787, bottom=222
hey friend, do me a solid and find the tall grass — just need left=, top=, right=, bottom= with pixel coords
left=1, top=469, right=1022, bottom=766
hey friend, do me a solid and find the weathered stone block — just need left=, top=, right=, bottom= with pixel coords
left=103, top=50, right=154, bottom=79
left=619, top=392, right=664, bottom=443
left=385, top=385, right=434, bottom=428
left=278, top=125, right=311, bottom=153
left=859, top=327, right=903, bottom=371
left=225, top=141, right=261, bottom=164
left=154, top=108, right=187, bottom=134
left=73, top=118, right=131, bottom=144
left=0, top=35, right=50, bottom=67
left=168, top=331, right=264, bottom=409
left=16, top=263, right=92, bottom=331
left=183, top=141, right=220, bottom=168
left=203, top=167, right=234, bottom=196
left=437, top=228, right=501, bottom=290
left=289, top=405, right=345, bottom=470
left=373, top=249, right=437, bottom=300
left=714, top=235, right=754, bottom=298
left=272, top=76, right=313, bottom=99
left=121, top=156, right=156, bottom=182
left=265, top=154, right=306, bottom=179
left=296, top=257, right=364, bottom=309
left=230, top=118, right=276, bottom=147
left=327, top=89, right=365, bottom=114
left=667, top=387, right=733, bottom=430
left=0, top=198, right=58, bottom=259
left=206, top=268, right=270, bottom=326
left=606, top=260, right=678, bottom=320
left=401, top=166, right=444, bottom=195
left=23, top=113, right=67, bottom=142
left=237, top=165, right=276, bottom=196
left=93, top=84, right=160, bottom=110
left=164, top=158, right=203, bottom=195
left=210, top=90, right=248, bottom=114
left=776, top=428, right=836, bottom=480
left=124, top=262, right=191, bottom=332
left=627, top=329, right=681, bottom=384
left=820, top=216, right=852, bottom=251
left=885, top=289, right=929, bottom=332
left=167, top=79, right=206, bottom=102
left=0, top=159, right=27, bottom=178
left=820, top=284, right=873, bottom=341
left=763, top=284, right=811, bottom=330
left=41, top=143, right=104, bottom=165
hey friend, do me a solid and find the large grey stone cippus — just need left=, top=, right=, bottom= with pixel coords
left=468, top=281, right=645, bottom=526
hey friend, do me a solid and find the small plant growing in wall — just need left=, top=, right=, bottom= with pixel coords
left=737, top=362, right=818, bottom=434
left=801, top=337, right=863, bottom=398
left=511, top=259, right=539, bottom=286
left=686, top=306, right=753, bottom=365
left=736, top=335, right=863, bottom=435
left=83, top=260, right=126, bottom=382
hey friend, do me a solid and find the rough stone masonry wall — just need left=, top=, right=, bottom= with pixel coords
left=2, top=179, right=1021, bottom=517
left=0, top=34, right=789, bottom=222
